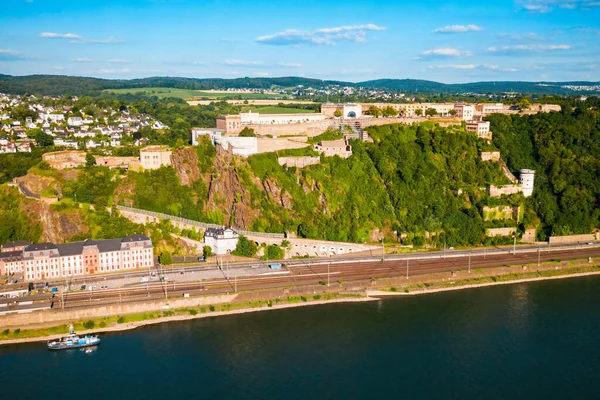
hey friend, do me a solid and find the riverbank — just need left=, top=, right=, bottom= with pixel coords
left=367, top=270, right=600, bottom=297
left=2, top=261, right=599, bottom=345
left=0, top=295, right=375, bottom=346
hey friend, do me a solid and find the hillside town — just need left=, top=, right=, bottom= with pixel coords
left=0, top=92, right=168, bottom=153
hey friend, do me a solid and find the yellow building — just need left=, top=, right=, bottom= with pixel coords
left=140, top=145, right=172, bottom=170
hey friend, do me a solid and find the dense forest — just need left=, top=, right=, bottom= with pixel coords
left=1, top=74, right=599, bottom=96
left=488, top=97, right=600, bottom=239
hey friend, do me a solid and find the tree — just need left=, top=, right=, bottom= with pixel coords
left=202, top=245, right=212, bottom=257
left=333, top=109, right=343, bottom=118
left=85, top=153, right=96, bottom=167
left=263, top=244, right=284, bottom=260
left=160, top=251, right=173, bottom=265
left=232, top=235, right=258, bottom=257
left=35, top=131, right=54, bottom=147
left=449, top=109, right=457, bottom=116
left=518, top=97, right=531, bottom=111
left=367, top=106, right=381, bottom=117
left=415, top=109, right=423, bottom=117
left=239, top=127, right=256, bottom=137
left=425, top=108, right=438, bottom=117
left=381, top=106, right=398, bottom=118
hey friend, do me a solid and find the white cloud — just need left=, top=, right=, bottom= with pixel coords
left=254, top=72, right=271, bottom=77
left=487, top=44, right=571, bottom=52
left=434, top=24, right=482, bottom=33
left=256, top=24, right=386, bottom=46
left=164, top=60, right=209, bottom=66
left=223, top=59, right=264, bottom=66
left=519, top=0, right=600, bottom=12
left=108, top=59, right=132, bottom=64
left=71, top=57, right=96, bottom=62
left=418, top=48, right=471, bottom=58
left=39, top=32, right=82, bottom=39
left=278, top=62, right=302, bottom=68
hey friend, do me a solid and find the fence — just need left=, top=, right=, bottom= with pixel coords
left=116, top=205, right=285, bottom=239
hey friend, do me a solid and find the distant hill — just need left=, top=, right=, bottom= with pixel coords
left=0, top=74, right=598, bottom=96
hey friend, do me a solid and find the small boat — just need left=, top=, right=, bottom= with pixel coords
left=47, top=325, right=101, bottom=350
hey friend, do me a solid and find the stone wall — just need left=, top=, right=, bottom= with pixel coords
left=486, top=227, right=516, bottom=237
left=0, top=294, right=238, bottom=329
left=549, top=234, right=595, bottom=245
left=483, top=206, right=514, bottom=221
left=488, top=185, right=522, bottom=197
left=278, top=156, right=320, bottom=168
left=257, top=138, right=310, bottom=153
left=481, top=151, right=501, bottom=162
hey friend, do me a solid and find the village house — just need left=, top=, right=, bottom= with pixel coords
left=140, top=145, right=172, bottom=169
left=204, top=227, right=239, bottom=255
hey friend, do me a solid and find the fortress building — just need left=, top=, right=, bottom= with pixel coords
left=519, top=169, right=535, bottom=197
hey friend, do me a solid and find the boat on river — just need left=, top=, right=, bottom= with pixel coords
left=47, top=325, right=101, bottom=350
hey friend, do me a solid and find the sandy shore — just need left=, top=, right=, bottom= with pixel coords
left=367, top=270, right=600, bottom=297
left=0, top=297, right=375, bottom=346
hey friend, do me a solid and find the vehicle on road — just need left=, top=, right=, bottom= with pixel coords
left=88, top=285, right=96, bottom=291
left=140, top=277, right=149, bottom=283
left=268, top=263, right=281, bottom=269
left=80, top=285, right=86, bottom=290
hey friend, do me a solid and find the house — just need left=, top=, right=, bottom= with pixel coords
left=86, top=140, right=101, bottom=149
left=0, top=136, right=9, bottom=146
left=204, top=227, right=239, bottom=255
left=67, top=116, right=83, bottom=127
left=16, top=142, right=31, bottom=153
left=313, top=139, right=353, bottom=158
left=83, top=116, right=94, bottom=125
left=151, top=121, right=168, bottom=130
left=140, top=145, right=172, bottom=169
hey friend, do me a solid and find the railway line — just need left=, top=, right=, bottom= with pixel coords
left=52, top=246, right=600, bottom=310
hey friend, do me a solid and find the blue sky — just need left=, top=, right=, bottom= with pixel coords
left=1, top=0, right=599, bottom=83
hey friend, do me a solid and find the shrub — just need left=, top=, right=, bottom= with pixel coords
left=300, top=296, right=307, bottom=302
left=1, top=329, right=9, bottom=335
left=98, top=321, right=106, bottom=328
left=209, top=305, right=215, bottom=312
left=14, top=329, right=20, bottom=335
left=83, top=320, right=95, bottom=329
left=200, top=308, right=206, bottom=313
left=313, top=295, right=321, bottom=300
left=319, top=281, right=326, bottom=286
left=390, top=287, right=397, bottom=292
left=117, top=316, right=125, bottom=324
left=267, top=300, right=273, bottom=307
left=163, top=311, right=174, bottom=317
left=189, top=309, right=197, bottom=315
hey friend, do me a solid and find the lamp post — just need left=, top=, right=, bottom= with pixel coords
left=406, top=259, right=409, bottom=279
left=468, top=252, right=471, bottom=274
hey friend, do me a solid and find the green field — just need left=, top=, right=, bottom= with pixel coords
left=103, top=87, right=285, bottom=100
left=240, top=106, right=316, bottom=114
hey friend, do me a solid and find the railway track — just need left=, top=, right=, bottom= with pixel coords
left=53, top=247, right=600, bottom=310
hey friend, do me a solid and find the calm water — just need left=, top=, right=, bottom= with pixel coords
left=2, top=276, right=600, bottom=399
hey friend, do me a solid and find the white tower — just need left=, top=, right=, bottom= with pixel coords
left=519, top=169, right=535, bottom=197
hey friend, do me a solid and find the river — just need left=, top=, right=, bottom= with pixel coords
left=2, top=276, right=599, bottom=399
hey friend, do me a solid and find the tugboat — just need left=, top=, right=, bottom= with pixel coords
left=47, top=325, right=101, bottom=350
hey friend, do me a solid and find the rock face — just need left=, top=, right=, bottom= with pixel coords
left=21, top=199, right=89, bottom=243
left=262, top=177, right=293, bottom=210
left=171, top=147, right=201, bottom=187
left=206, top=146, right=257, bottom=229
